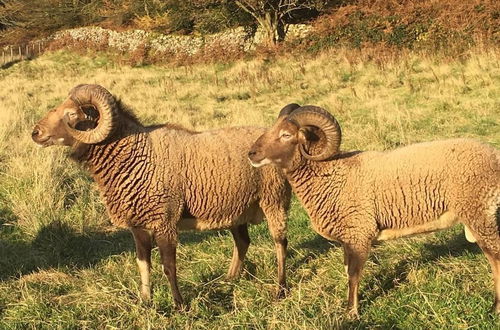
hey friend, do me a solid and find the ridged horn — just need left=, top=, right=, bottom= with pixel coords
left=288, top=106, right=342, bottom=161
left=63, top=84, right=117, bottom=144
left=278, top=103, right=301, bottom=117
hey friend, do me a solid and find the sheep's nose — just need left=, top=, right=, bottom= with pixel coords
left=31, top=126, right=41, bottom=137
left=248, top=150, right=256, bottom=157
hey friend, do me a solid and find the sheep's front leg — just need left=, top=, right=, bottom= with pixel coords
left=343, top=243, right=370, bottom=318
left=266, top=211, right=288, bottom=299
left=131, top=227, right=153, bottom=302
left=155, top=234, right=184, bottom=309
left=273, top=236, right=288, bottom=299
left=227, top=224, right=250, bottom=279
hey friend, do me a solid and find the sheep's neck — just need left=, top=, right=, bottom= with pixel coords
left=74, top=129, right=158, bottom=227
left=84, top=132, right=151, bottom=182
left=285, top=158, right=348, bottom=232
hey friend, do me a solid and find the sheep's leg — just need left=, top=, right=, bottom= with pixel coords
left=155, top=235, right=184, bottom=309
left=227, top=224, right=251, bottom=279
left=477, top=244, right=500, bottom=313
left=263, top=209, right=288, bottom=299
left=131, top=227, right=153, bottom=302
left=485, top=252, right=500, bottom=313
left=273, top=236, right=288, bottom=299
left=343, top=244, right=370, bottom=318
left=343, top=245, right=349, bottom=275
left=463, top=211, right=500, bottom=313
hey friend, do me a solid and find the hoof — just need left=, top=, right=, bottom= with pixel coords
left=347, top=307, right=359, bottom=320
left=226, top=267, right=242, bottom=280
left=173, top=296, right=187, bottom=312
left=175, top=302, right=189, bottom=312
left=226, top=272, right=239, bottom=281
left=276, top=285, right=289, bottom=300
left=140, top=286, right=151, bottom=303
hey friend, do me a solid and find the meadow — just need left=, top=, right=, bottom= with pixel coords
left=0, top=49, right=499, bottom=329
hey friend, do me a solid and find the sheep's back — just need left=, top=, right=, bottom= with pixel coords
left=362, top=138, right=499, bottom=228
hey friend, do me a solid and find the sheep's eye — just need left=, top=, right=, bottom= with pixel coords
left=280, top=132, right=292, bottom=140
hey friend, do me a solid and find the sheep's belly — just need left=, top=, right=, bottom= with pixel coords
left=177, top=216, right=263, bottom=231
left=376, top=211, right=459, bottom=241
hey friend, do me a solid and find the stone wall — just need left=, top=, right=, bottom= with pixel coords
left=52, top=24, right=311, bottom=56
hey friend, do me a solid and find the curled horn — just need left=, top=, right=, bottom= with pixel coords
left=288, top=106, right=342, bottom=161
left=278, top=103, right=301, bottom=117
left=63, top=84, right=117, bottom=144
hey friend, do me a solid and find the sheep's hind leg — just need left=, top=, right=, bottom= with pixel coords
left=227, top=224, right=250, bottom=279
left=483, top=252, right=500, bottom=313
left=131, top=227, right=153, bottom=302
left=475, top=236, right=500, bottom=314
left=343, top=243, right=370, bottom=318
left=463, top=209, right=500, bottom=313
left=155, top=234, right=184, bottom=310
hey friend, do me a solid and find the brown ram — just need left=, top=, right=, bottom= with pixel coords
left=249, top=104, right=500, bottom=317
left=32, top=84, right=291, bottom=308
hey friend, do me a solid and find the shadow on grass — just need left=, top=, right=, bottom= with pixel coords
left=360, top=230, right=482, bottom=314
left=420, top=230, right=481, bottom=261
left=0, top=59, right=22, bottom=70
left=179, top=230, right=225, bottom=246
left=288, top=235, right=341, bottom=272
left=0, top=220, right=134, bottom=281
left=298, top=234, right=341, bottom=254
left=180, top=273, right=237, bottom=316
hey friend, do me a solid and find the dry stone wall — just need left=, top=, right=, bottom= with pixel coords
left=52, top=25, right=311, bottom=56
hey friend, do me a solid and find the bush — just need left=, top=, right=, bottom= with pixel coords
left=306, top=0, right=499, bottom=55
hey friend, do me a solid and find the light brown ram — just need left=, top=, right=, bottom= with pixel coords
left=248, top=104, right=500, bottom=317
left=31, top=84, right=291, bottom=308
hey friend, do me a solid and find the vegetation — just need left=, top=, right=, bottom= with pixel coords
left=0, top=0, right=327, bottom=46
left=1, top=0, right=498, bottom=59
left=234, top=0, right=331, bottom=45
left=0, top=48, right=499, bottom=328
left=305, top=0, right=499, bottom=56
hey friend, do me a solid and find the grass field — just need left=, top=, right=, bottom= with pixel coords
left=0, top=49, right=499, bottom=329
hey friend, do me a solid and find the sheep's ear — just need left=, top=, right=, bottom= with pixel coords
left=80, top=104, right=99, bottom=119
left=63, top=107, right=95, bottom=130
left=63, top=108, right=80, bottom=121
left=298, top=127, right=320, bottom=144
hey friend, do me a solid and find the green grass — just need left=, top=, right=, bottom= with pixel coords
left=0, top=49, right=499, bottom=328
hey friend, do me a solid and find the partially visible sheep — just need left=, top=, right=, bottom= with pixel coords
left=32, top=84, right=291, bottom=308
left=249, top=104, right=500, bottom=317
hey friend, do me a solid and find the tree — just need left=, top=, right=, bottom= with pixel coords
left=234, top=0, right=328, bottom=45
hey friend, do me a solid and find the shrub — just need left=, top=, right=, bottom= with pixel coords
left=306, top=0, right=499, bottom=55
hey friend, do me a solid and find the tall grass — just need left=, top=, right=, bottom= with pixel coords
left=0, top=49, right=499, bottom=328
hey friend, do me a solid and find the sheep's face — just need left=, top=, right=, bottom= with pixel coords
left=249, top=116, right=305, bottom=170
left=32, top=98, right=95, bottom=147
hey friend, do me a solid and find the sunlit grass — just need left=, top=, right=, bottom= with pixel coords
left=0, top=49, right=499, bottom=328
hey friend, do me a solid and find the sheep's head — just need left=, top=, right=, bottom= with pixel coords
left=32, top=84, right=118, bottom=147
left=249, top=104, right=342, bottom=170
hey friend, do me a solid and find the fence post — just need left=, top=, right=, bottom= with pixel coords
left=10, top=46, right=13, bottom=62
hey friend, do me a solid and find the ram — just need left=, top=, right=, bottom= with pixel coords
left=32, top=84, right=291, bottom=308
left=249, top=104, right=499, bottom=317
